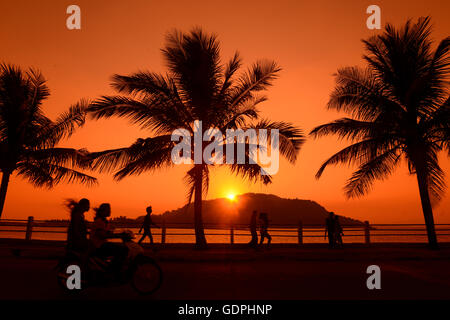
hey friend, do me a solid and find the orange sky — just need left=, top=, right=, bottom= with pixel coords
left=0, top=0, right=449, bottom=223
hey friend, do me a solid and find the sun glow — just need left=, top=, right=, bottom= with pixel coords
left=226, top=193, right=236, bottom=201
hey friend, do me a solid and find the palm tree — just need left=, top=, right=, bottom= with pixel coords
left=0, top=63, right=97, bottom=218
left=87, top=28, right=304, bottom=248
left=310, top=17, right=449, bottom=249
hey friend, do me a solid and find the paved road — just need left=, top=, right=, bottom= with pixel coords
left=1, top=255, right=450, bottom=300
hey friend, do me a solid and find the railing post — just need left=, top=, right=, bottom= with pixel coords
left=161, top=219, right=166, bottom=245
left=297, top=221, right=303, bottom=245
left=230, top=224, right=234, bottom=244
left=364, top=220, right=370, bottom=244
left=25, top=216, right=34, bottom=241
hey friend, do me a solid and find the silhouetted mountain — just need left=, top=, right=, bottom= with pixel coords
left=139, top=193, right=363, bottom=226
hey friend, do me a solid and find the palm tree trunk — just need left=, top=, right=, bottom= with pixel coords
left=0, top=171, right=11, bottom=219
left=415, top=165, right=438, bottom=249
left=194, top=165, right=207, bottom=248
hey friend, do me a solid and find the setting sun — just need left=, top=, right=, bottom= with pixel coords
left=226, top=193, right=236, bottom=201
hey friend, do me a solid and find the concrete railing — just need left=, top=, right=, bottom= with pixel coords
left=1, top=217, right=450, bottom=244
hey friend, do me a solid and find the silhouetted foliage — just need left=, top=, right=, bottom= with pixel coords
left=0, top=64, right=97, bottom=217
left=310, top=17, right=449, bottom=248
left=87, top=28, right=304, bottom=247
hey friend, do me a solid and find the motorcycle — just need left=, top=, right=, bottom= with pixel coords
left=56, top=230, right=163, bottom=295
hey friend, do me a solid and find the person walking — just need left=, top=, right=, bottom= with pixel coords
left=325, top=212, right=336, bottom=248
left=335, top=215, right=344, bottom=247
left=248, top=210, right=258, bottom=248
left=259, top=212, right=272, bottom=247
left=138, top=206, right=159, bottom=245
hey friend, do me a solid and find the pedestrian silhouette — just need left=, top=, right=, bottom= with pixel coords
left=259, top=212, right=272, bottom=247
left=138, top=206, right=159, bottom=245
left=325, top=212, right=336, bottom=248
left=335, top=215, right=344, bottom=247
left=65, top=198, right=90, bottom=253
left=248, top=210, right=258, bottom=248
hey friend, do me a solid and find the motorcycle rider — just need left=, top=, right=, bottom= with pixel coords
left=66, top=198, right=90, bottom=254
left=89, top=203, right=128, bottom=277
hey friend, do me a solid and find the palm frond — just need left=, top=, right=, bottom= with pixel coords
left=229, top=60, right=281, bottom=108
left=315, top=138, right=399, bottom=179
left=407, top=145, right=447, bottom=202
left=219, top=141, right=272, bottom=184
left=113, top=147, right=174, bottom=180
left=36, top=99, right=88, bottom=148
left=219, top=52, right=242, bottom=97
left=310, top=118, right=378, bottom=142
left=87, top=135, right=175, bottom=174
left=89, top=92, right=192, bottom=134
left=417, top=36, right=450, bottom=111
left=328, top=67, right=405, bottom=120
left=229, top=162, right=272, bottom=185
left=89, top=96, right=173, bottom=132
left=421, top=97, right=450, bottom=151
left=22, top=147, right=92, bottom=170
left=248, top=119, right=304, bottom=163
left=86, top=147, right=135, bottom=173
left=219, top=97, right=263, bottom=130
left=344, top=148, right=401, bottom=198
left=26, top=68, right=50, bottom=119
left=16, top=161, right=97, bottom=188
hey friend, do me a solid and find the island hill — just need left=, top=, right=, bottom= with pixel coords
left=137, top=193, right=363, bottom=227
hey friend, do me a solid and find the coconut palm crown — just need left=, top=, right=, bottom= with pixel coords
left=310, top=17, right=449, bottom=248
left=0, top=63, right=97, bottom=218
left=87, top=28, right=304, bottom=247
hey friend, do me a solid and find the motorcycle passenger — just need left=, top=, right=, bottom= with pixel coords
left=89, top=203, right=128, bottom=276
left=66, top=198, right=90, bottom=254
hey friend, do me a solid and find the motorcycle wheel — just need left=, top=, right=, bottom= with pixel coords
left=131, top=256, right=163, bottom=295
